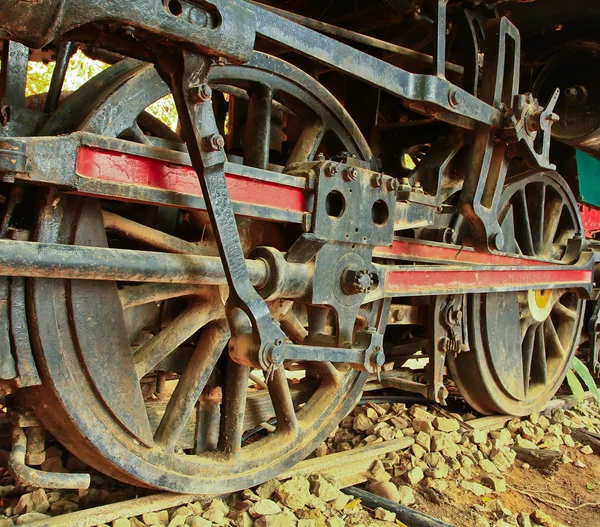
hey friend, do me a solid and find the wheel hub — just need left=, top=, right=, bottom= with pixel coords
left=528, top=289, right=553, bottom=322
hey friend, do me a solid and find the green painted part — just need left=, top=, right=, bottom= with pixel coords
left=576, top=150, right=600, bottom=208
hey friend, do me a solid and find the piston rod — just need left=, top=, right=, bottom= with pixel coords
left=0, top=239, right=310, bottom=298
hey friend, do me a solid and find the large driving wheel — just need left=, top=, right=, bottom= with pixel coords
left=24, top=54, right=381, bottom=492
left=449, top=171, right=585, bottom=416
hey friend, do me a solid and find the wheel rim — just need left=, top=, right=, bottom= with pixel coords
left=449, top=171, right=585, bottom=416
left=27, top=54, right=378, bottom=492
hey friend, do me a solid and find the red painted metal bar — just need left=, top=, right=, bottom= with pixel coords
left=374, top=238, right=550, bottom=267
left=76, top=146, right=310, bottom=216
left=383, top=267, right=593, bottom=297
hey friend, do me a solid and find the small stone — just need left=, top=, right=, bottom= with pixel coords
left=474, top=515, right=491, bottom=527
left=0, top=518, right=12, bottom=527
left=202, top=499, right=229, bottom=524
left=332, top=492, right=352, bottom=511
left=14, top=489, right=50, bottom=515
left=390, top=417, right=408, bottom=430
left=406, top=466, right=424, bottom=485
left=483, top=475, right=506, bottom=493
left=167, top=516, right=186, bottom=527
left=275, top=477, right=311, bottom=510
left=254, top=512, right=296, bottom=527
left=517, top=512, right=532, bottom=527
left=171, top=506, right=192, bottom=520
left=431, top=434, right=449, bottom=452
left=459, top=467, right=472, bottom=480
left=563, top=434, right=575, bottom=447
left=397, top=486, right=415, bottom=506
left=111, top=520, right=130, bottom=527
left=309, top=474, right=340, bottom=502
left=367, top=482, right=400, bottom=503
left=368, top=459, right=391, bottom=482
left=471, top=430, right=488, bottom=444
left=460, top=480, right=490, bottom=497
left=433, top=417, right=460, bottom=433
left=249, top=499, right=282, bottom=518
left=580, top=445, right=594, bottom=455
left=574, top=459, right=586, bottom=468
left=423, top=451, right=445, bottom=467
left=415, top=431, right=431, bottom=451
left=410, top=407, right=434, bottom=420
left=353, top=413, right=374, bottom=432
left=326, top=517, right=344, bottom=527
left=374, top=507, right=396, bottom=522
left=479, top=459, right=501, bottom=475
left=531, top=509, right=563, bottom=527
left=412, top=419, right=434, bottom=435
left=257, top=479, right=281, bottom=499
left=423, top=478, right=447, bottom=491
left=185, top=517, right=211, bottom=527
left=411, top=444, right=427, bottom=460
left=143, top=512, right=168, bottom=526
left=49, top=498, right=78, bottom=514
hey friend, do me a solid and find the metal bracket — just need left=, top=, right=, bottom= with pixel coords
left=155, top=49, right=286, bottom=373
left=460, top=17, right=520, bottom=253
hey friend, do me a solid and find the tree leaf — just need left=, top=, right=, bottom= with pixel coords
left=567, top=369, right=585, bottom=403
left=571, top=357, right=600, bottom=403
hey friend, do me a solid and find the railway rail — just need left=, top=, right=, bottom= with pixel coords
left=1, top=0, right=600, bottom=496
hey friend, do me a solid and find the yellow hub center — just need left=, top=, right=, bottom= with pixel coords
left=535, top=289, right=551, bottom=309
left=528, top=289, right=553, bottom=322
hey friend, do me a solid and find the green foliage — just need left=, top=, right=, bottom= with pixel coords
left=147, top=94, right=178, bottom=132
left=25, top=50, right=108, bottom=97
left=566, top=357, right=600, bottom=403
left=567, top=369, right=585, bottom=403
left=23, top=50, right=178, bottom=131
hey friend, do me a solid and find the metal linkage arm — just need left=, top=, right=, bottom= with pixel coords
left=154, top=49, right=287, bottom=371
left=242, top=0, right=504, bottom=130
left=0, top=0, right=255, bottom=64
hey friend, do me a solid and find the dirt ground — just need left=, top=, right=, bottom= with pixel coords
left=414, top=446, right=600, bottom=527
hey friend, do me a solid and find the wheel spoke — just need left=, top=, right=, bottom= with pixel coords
left=531, top=323, right=548, bottom=384
left=267, top=367, right=298, bottom=433
left=542, top=198, right=564, bottom=253
left=154, top=321, right=229, bottom=448
left=218, top=361, right=250, bottom=458
left=120, top=283, right=204, bottom=310
left=102, top=210, right=207, bottom=255
left=244, top=83, right=273, bottom=170
left=552, top=300, right=577, bottom=321
left=544, top=316, right=564, bottom=357
left=134, top=302, right=217, bottom=378
left=513, top=189, right=535, bottom=256
left=285, top=119, right=326, bottom=167
left=529, top=183, right=545, bottom=256
left=121, top=121, right=152, bottom=145
left=521, top=324, right=536, bottom=396
left=280, top=309, right=308, bottom=344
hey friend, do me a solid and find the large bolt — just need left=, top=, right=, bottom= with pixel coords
left=343, top=167, right=358, bottom=181
left=203, top=133, right=225, bottom=151
left=189, top=83, right=212, bottom=103
left=325, top=163, right=339, bottom=177
left=371, top=173, right=383, bottom=187
left=386, top=177, right=400, bottom=192
left=342, top=268, right=374, bottom=295
left=448, top=88, right=462, bottom=108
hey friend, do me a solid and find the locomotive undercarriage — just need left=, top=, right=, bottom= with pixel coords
left=0, top=0, right=599, bottom=492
